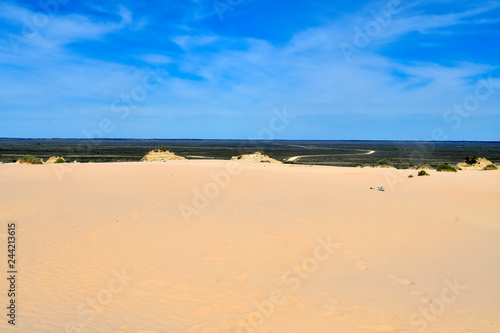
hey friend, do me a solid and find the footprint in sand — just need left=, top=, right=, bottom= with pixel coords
left=87, top=229, right=104, bottom=242
left=314, top=299, right=345, bottom=318
left=262, top=224, right=273, bottom=235
left=357, top=324, right=401, bottom=332
left=353, top=261, right=369, bottom=271
left=420, top=297, right=432, bottom=304
left=410, top=290, right=431, bottom=304
left=182, top=324, right=205, bottom=333
left=234, top=273, right=251, bottom=282
left=276, top=291, right=302, bottom=310
left=345, top=252, right=369, bottom=271
left=388, top=275, right=415, bottom=285
left=389, top=275, right=434, bottom=307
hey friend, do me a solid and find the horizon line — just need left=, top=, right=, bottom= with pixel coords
left=1, top=137, right=499, bottom=143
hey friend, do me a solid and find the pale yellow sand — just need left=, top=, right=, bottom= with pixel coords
left=0, top=161, right=499, bottom=333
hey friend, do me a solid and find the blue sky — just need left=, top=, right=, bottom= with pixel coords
left=0, top=0, right=499, bottom=140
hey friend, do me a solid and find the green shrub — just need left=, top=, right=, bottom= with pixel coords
left=436, top=164, right=457, bottom=172
left=484, top=164, right=498, bottom=170
left=464, top=156, right=479, bottom=165
left=55, top=157, right=66, bottom=163
left=19, top=155, right=42, bottom=164
left=157, top=146, right=170, bottom=152
left=408, top=174, right=414, bottom=178
left=418, top=170, right=430, bottom=176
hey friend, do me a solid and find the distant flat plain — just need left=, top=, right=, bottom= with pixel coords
left=1, top=138, right=500, bottom=168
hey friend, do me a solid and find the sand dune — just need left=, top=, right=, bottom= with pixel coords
left=0, top=161, right=499, bottom=332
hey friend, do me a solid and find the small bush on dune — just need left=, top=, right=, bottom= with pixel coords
left=464, top=156, right=478, bottom=165
left=484, top=164, right=498, bottom=170
left=19, top=155, right=42, bottom=164
left=408, top=174, right=414, bottom=178
left=375, top=158, right=395, bottom=168
left=436, top=164, right=457, bottom=172
left=55, top=157, right=66, bottom=163
left=157, top=146, right=170, bottom=152
left=418, top=170, right=430, bottom=176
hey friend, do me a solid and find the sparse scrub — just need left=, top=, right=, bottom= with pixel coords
left=19, top=155, right=43, bottom=164
left=436, top=164, right=457, bottom=172
left=408, top=174, right=414, bottom=178
left=457, top=156, right=494, bottom=170
left=157, top=146, right=170, bottom=152
left=464, top=156, right=477, bottom=165
left=418, top=170, right=430, bottom=176
left=484, top=164, right=498, bottom=170
left=55, top=157, right=66, bottom=163
left=375, top=158, right=395, bottom=168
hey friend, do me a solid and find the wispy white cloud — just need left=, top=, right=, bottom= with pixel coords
left=172, top=34, right=221, bottom=50
left=140, top=54, right=172, bottom=64
left=381, top=3, right=500, bottom=37
left=0, top=2, right=134, bottom=52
